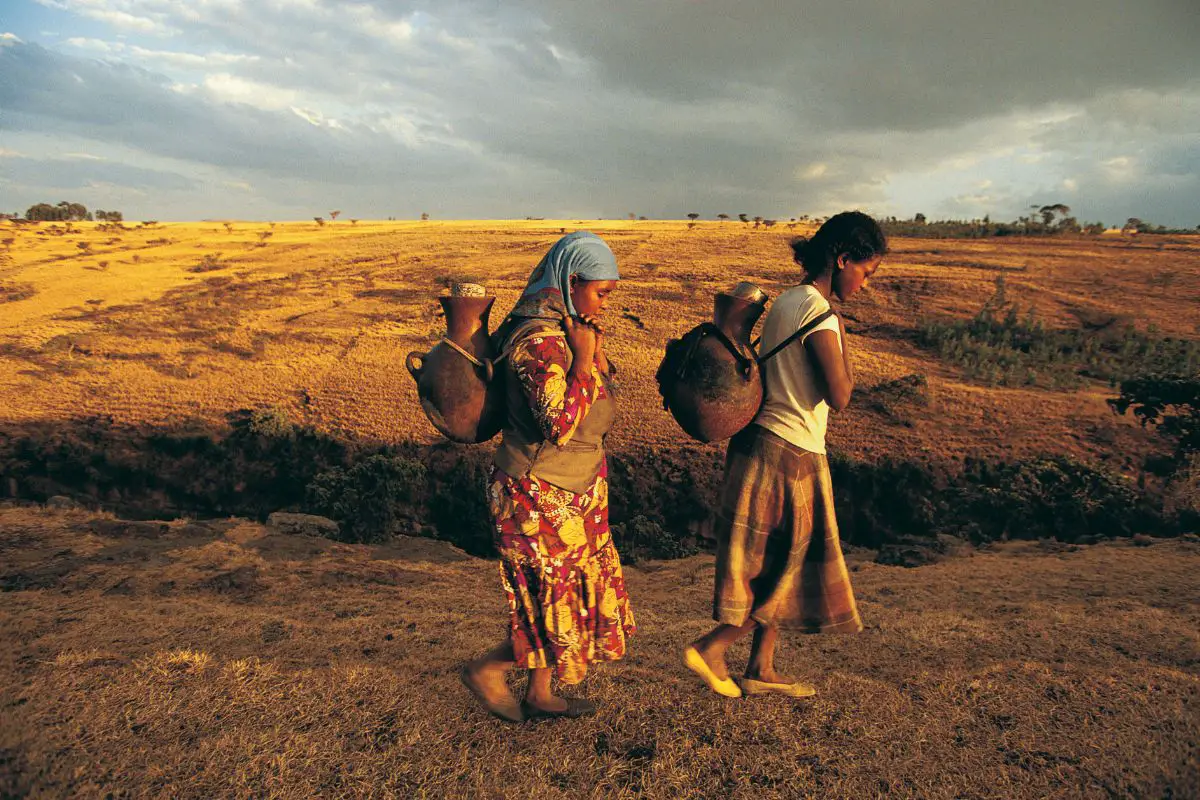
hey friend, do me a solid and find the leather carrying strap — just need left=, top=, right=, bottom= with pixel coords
left=757, top=309, right=836, bottom=365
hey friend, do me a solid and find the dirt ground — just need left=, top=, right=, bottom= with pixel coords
left=1, top=504, right=1197, bottom=798
left=3, top=219, right=1198, bottom=469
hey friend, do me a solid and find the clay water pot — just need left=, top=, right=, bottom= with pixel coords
left=406, top=288, right=505, bottom=443
left=657, top=283, right=768, bottom=443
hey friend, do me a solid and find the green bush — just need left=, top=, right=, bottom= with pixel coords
left=425, top=446, right=496, bottom=557
left=612, top=514, right=699, bottom=563
left=858, top=373, right=929, bottom=424
left=305, top=454, right=427, bottom=544
left=949, top=456, right=1147, bottom=542
left=918, top=277, right=1199, bottom=389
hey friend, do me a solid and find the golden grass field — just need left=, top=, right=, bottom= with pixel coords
left=1, top=504, right=1197, bottom=798
left=2, top=220, right=1199, bottom=796
left=2, top=218, right=1198, bottom=470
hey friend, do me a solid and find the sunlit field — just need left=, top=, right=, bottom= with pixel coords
left=1, top=504, right=1197, bottom=798
left=2, top=219, right=1199, bottom=797
left=2, top=218, right=1197, bottom=465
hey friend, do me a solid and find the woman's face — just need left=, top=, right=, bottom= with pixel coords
left=570, top=278, right=618, bottom=317
left=833, top=255, right=882, bottom=302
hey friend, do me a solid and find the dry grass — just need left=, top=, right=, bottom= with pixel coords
left=1, top=504, right=1197, bottom=798
left=1, top=219, right=1197, bottom=470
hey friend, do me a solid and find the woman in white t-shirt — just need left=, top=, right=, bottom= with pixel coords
left=683, top=211, right=887, bottom=699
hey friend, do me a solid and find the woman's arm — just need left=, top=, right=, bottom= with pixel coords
left=804, top=316, right=853, bottom=412
left=510, top=329, right=598, bottom=445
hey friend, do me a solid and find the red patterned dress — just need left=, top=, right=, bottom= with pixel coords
left=488, top=328, right=636, bottom=684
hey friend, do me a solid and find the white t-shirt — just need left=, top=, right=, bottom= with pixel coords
left=753, top=285, right=841, bottom=454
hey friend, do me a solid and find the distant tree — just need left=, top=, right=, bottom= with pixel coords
left=420, top=212, right=430, bottom=221
left=717, top=213, right=729, bottom=222
left=1057, top=216, right=1081, bottom=234
left=25, top=202, right=89, bottom=222
left=1039, top=203, right=1071, bottom=228
left=349, top=219, right=359, bottom=226
left=638, top=216, right=647, bottom=221
left=913, top=212, right=927, bottom=225
left=763, top=219, right=777, bottom=228
left=687, top=212, right=700, bottom=221
left=76, top=241, right=91, bottom=252
left=314, top=217, right=325, bottom=227
left=628, top=212, right=636, bottom=221
left=330, top=210, right=341, bottom=221
left=257, top=231, right=273, bottom=243
left=738, top=213, right=749, bottom=223
left=223, top=222, right=234, bottom=233
left=1123, top=218, right=1145, bottom=235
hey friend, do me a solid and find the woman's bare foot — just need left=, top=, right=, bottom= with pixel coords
left=461, top=660, right=522, bottom=722
left=524, top=692, right=568, bottom=713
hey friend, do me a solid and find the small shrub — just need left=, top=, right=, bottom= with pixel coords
left=247, top=406, right=294, bottom=439
left=0, top=282, right=36, bottom=303
left=306, top=454, right=428, bottom=544
left=1163, top=453, right=1200, bottom=526
left=612, top=514, right=698, bottom=563
left=426, top=448, right=495, bottom=556
left=190, top=253, right=225, bottom=273
left=859, top=373, right=929, bottom=424
left=948, top=456, right=1148, bottom=542
left=918, top=276, right=1200, bottom=389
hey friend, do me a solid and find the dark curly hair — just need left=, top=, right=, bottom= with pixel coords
left=790, top=211, right=888, bottom=278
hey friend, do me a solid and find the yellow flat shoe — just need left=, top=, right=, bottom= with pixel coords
left=740, top=678, right=816, bottom=698
left=683, top=646, right=742, bottom=698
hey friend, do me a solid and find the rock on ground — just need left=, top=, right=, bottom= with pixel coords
left=266, top=512, right=339, bottom=538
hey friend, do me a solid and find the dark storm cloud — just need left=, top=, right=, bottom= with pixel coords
left=523, top=0, right=1200, bottom=131
left=2, top=0, right=1197, bottom=223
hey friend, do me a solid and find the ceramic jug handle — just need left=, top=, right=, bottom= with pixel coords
left=406, top=351, right=426, bottom=379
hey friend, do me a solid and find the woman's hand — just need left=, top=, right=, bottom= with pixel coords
left=835, top=312, right=854, bottom=386
left=564, top=315, right=598, bottom=377
left=577, top=314, right=609, bottom=373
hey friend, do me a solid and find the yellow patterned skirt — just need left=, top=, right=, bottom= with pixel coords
left=488, top=463, right=636, bottom=684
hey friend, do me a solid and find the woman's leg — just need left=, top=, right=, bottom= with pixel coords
left=744, top=624, right=796, bottom=684
left=463, top=639, right=518, bottom=708
left=690, top=620, right=758, bottom=679
left=524, top=667, right=567, bottom=712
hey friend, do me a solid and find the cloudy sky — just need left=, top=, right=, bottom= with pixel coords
left=2, top=0, right=1198, bottom=225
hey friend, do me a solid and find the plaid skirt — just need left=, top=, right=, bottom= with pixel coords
left=712, top=425, right=863, bottom=633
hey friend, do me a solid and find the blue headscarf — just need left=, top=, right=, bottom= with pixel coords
left=507, top=231, right=620, bottom=321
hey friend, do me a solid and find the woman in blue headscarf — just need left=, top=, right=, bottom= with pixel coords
left=461, top=231, right=636, bottom=722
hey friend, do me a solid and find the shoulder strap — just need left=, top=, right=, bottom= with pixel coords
left=758, top=308, right=836, bottom=365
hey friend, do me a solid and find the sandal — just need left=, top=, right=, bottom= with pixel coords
left=740, top=678, right=816, bottom=698
left=521, top=697, right=597, bottom=720
left=683, top=645, right=742, bottom=698
left=460, top=665, right=524, bottom=723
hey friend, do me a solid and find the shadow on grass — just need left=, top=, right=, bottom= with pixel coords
left=0, top=411, right=1181, bottom=564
